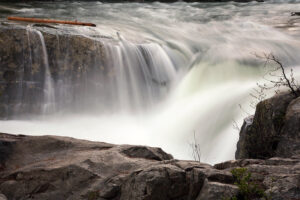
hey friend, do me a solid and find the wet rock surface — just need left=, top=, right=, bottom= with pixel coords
left=0, top=23, right=113, bottom=119
left=0, top=132, right=298, bottom=200
left=0, top=22, right=174, bottom=118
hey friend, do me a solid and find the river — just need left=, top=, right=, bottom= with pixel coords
left=0, top=0, right=300, bottom=164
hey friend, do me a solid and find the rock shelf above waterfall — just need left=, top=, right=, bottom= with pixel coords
left=0, top=23, right=178, bottom=118
left=0, top=23, right=110, bottom=118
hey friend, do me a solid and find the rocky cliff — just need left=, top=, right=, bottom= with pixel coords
left=0, top=23, right=112, bottom=118
left=0, top=22, right=174, bottom=118
left=236, top=92, right=300, bottom=159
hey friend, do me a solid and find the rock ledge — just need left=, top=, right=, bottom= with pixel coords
left=0, top=132, right=299, bottom=200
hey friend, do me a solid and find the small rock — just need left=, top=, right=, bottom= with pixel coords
left=196, top=179, right=239, bottom=200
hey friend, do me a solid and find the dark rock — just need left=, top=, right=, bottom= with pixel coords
left=233, top=92, right=300, bottom=199
left=121, top=146, right=173, bottom=161
left=236, top=92, right=296, bottom=159
left=186, top=168, right=206, bottom=199
left=235, top=116, right=253, bottom=159
left=291, top=12, right=300, bottom=16
left=0, top=132, right=299, bottom=199
left=120, top=165, right=205, bottom=200
left=120, top=146, right=173, bottom=161
left=0, top=23, right=174, bottom=118
left=120, top=165, right=185, bottom=200
left=265, top=157, right=300, bottom=166
left=264, top=174, right=300, bottom=200
left=196, top=179, right=239, bottom=200
left=214, top=159, right=264, bottom=170
left=206, top=171, right=234, bottom=184
left=215, top=157, right=300, bottom=200
left=0, top=133, right=207, bottom=200
left=0, top=24, right=110, bottom=118
left=276, top=97, right=300, bottom=157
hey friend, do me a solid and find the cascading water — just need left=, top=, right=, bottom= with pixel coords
left=36, top=30, right=56, bottom=114
left=25, top=27, right=56, bottom=115
left=103, top=39, right=178, bottom=111
left=1, top=0, right=300, bottom=164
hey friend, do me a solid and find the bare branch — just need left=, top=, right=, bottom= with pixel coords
left=255, top=53, right=300, bottom=98
left=190, top=131, right=201, bottom=162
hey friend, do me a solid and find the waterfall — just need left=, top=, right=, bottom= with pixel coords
left=103, top=39, right=178, bottom=111
left=36, top=31, right=56, bottom=114
left=1, top=1, right=300, bottom=164
left=26, top=27, right=56, bottom=115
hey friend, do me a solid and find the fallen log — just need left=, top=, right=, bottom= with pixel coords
left=7, top=16, right=96, bottom=27
left=291, top=12, right=300, bottom=16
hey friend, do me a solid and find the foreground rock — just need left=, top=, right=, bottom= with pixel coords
left=0, top=133, right=299, bottom=200
left=236, top=92, right=300, bottom=159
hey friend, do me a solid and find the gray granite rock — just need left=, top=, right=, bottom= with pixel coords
left=0, top=132, right=299, bottom=200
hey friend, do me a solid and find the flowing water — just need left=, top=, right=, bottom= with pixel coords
left=1, top=0, right=300, bottom=163
left=34, top=29, right=57, bottom=114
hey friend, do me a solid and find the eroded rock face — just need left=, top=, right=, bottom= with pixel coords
left=120, top=146, right=173, bottom=161
left=233, top=92, right=300, bottom=199
left=0, top=24, right=109, bottom=118
left=196, top=180, right=238, bottom=200
left=0, top=133, right=207, bottom=200
left=215, top=157, right=300, bottom=200
left=276, top=97, right=300, bottom=157
left=236, top=92, right=298, bottom=159
left=0, top=23, right=177, bottom=118
left=0, top=132, right=299, bottom=200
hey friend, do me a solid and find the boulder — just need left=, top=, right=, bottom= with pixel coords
left=217, top=157, right=300, bottom=200
left=236, top=92, right=297, bottom=159
left=196, top=180, right=239, bottom=200
left=0, top=133, right=208, bottom=200
left=276, top=97, right=300, bottom=157
left=120, top=146, right=173, bottom=161
left=0, top=132, right=299, bottom=200
left=233, top=92, right=300, bottom=199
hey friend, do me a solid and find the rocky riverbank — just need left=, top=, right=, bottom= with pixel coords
left=0, top=92, right=299, bottom=200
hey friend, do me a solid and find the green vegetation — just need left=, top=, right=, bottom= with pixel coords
left=224, top=168, right=269, bottom=200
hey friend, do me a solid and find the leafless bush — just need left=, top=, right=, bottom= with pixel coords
left=233, top=53, right=300, bottom=133
left=190, top=131, right=201, bottom=162
left=250, top=53, right=300, bottom=107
